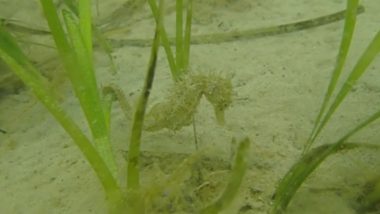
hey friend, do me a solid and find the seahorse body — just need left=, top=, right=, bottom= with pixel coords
left=144, top=73, right=232, bottom=131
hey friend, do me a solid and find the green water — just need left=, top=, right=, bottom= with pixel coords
left=0, top=0, right=379, bottom=213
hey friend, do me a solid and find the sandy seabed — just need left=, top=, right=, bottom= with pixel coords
left=1, top=0, right=380, bottom=213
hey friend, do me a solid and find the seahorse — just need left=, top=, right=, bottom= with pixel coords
left=144, top=72, right=232, bottom=131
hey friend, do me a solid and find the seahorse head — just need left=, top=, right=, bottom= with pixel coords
left=200, top=73, right=233, bottom=125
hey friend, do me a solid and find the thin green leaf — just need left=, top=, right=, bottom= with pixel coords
left=62, top=9, right=117, bottom=175
left=0, top=25, right=49, bottom=93
left=78, top=0, right=93, bottom=55
left=0, top=25, right=120, bottom=201
left=305, top=0, right=360, bottom=151
left=127, top=0, right=163, bottom=190
left=148, top=0, right=178, bottom=79
left=61, top=0, right=118, bottom=75
left=310, top=29, right=380, bottom=146
left=39, top=0, right=71, bottom=61
left=272, top=108, right=380, bottom=213
left=201, top=138, right=250, bottom=214
left=3, top=1, right=126, bottom=211
left=183, top=0, right=193, bottom=70
left=176, top=0, right=184, bottom=72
